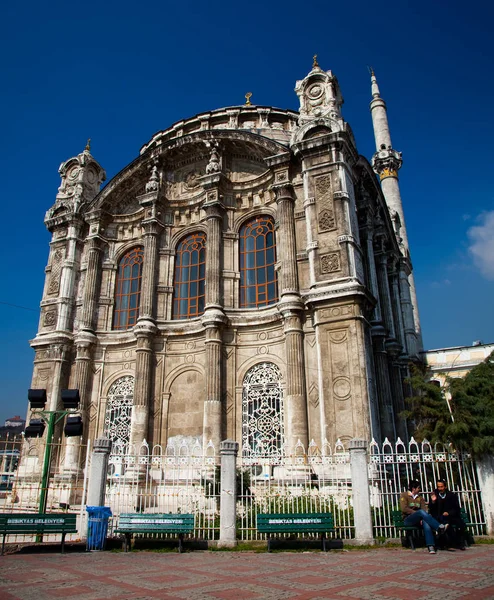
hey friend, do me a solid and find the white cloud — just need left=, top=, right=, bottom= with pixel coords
left=467, top=210, right=494, bottom=280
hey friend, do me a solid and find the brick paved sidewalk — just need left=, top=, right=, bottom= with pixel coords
left=0, top=545, right=492, bottom=600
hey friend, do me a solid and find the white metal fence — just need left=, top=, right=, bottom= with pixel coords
left=105, top=439, right=220, bottom=540
left=369, top=437, right=486, bottom=538
left=0, top=434, right=90, bottom=542
left=238, top=439, right=354, bottom=540
left=0, top=434, right=487, bottom=546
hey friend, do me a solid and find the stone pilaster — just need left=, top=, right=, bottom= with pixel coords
left=371, top=330, right=396, bottom=441
left=389, top=357, right=408, bottom=441
left=389, top=261, right=406, bottom=352
left=303, top=194, right=318, bottom=287
left=363, top=222, right=382, bottom=323
left=399, top=260, right=418, bottom=357
left=375, top=250, right=396, bottom=341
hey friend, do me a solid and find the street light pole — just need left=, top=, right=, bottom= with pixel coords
left=38, top=410, right=69, bottom=514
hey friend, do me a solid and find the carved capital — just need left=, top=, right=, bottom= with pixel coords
left=271, top=183, right=295, bottom=203
left=372, top=147, right=403, bottom=180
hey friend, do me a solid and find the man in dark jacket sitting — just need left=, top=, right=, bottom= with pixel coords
left=399, top=480, right=447, bottom=554
left=429, top=479, right=468, bottom=550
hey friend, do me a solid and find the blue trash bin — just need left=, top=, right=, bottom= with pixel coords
left=86, top=506, right=112, bottom=551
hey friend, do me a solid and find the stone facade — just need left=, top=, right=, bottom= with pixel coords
left=28, top=63, right=422, bottom=471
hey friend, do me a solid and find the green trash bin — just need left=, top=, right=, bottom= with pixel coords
left=86, top=506, right=112, bottom=551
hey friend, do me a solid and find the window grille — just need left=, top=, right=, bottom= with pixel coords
left=239, top=216, right=278, bottom=308
left=105, top=376, right=134, bottom=446
left=242, top=362, right=284, bottom=460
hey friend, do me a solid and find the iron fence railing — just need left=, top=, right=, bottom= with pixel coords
left=369, top=437, right=486, bottom=538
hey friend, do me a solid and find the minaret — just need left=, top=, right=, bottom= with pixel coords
left=370, top=70, right=423, bottom=352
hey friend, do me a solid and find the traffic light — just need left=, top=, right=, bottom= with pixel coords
left=61, top=389, right=80, bottom=409
left=24, top=419, right=46, bottom=438
left=28, top=389, right=47, bottom=409
left=64, top=415, right=83, bottom=437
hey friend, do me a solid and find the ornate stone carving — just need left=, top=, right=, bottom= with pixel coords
left=206, top=141, right=221, bottom=174
left=145, top=165, right=160, bottom=193
left=319, top=209, right=335, bottom=231
left=315, top=174, right=336, bottom=232
left=48, top=248, right=64, bottom=295
left=320, top=252, right=341, bottom=274
left=294, top=62, right=344, bottom=124
left=43, top=308, right=57, bottom=328
left=372, top=147, right=403, bottom=180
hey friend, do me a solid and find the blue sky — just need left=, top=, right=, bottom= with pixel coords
left=1, top=0, right=493, bottom=423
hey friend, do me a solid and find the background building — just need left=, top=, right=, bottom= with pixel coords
left=28, top=61, right=421, bottom=473
left=423, top=341, right=494, bottom=387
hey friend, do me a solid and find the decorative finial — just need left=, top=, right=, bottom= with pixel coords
left=368, top=65, right=375, bottom=77
left=245, top=92, right=252, bottom=105
left=85, top=138, right=91, bottom=152
left=312, top=54, right=319, bottom=69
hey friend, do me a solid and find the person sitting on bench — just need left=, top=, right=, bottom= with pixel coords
left=429, top=478, right=467, bottom=550
left=399, top=479, right=448, bottom=554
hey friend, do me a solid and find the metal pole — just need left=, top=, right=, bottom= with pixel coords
left=38, top=411, right=57, bottom=514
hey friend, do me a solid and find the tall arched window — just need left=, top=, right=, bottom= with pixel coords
left=242, top=362, right=284, bottom=459
left=113, top=247, right=143, bottom=330
left=173, top=232, right=206, bottom=319
left=240, top=216, right=278, bottom=308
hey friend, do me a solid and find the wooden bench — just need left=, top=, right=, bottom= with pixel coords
left=256, top=513, right=335, bottom=552
left=0, top=513, right=77, bottom=555
left=115, top=513, right=194, bottom=552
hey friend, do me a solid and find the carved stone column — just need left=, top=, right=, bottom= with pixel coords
left=63, top=222, right=103, bottom=474
left=130, top=331, right=154, bottom=449
left=281, top=310, right=309, bottom=449
left=57, top=219, right=83, bottom=332
left=79, top=233, right=104, bottom=332
left=273, top=181, right=309, bottom=450
left=274, top=183, right=299, bottom=296
left=375, top=250, right=396, bottom=341
left=399, top=259, right=418, bottom=357
left=389, top=356, right=408, bottom=441
left=63, top=339, right=93, bottom=474
left=389, top=261, right=406, bottom=352
left=131, top=177, right=163, bottom=449
left=202, top=192, right=226, bottom=449
left=363, top=223, right=382, bottom=323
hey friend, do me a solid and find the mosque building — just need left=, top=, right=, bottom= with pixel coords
left=28, top=59, right=422, bottom=472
